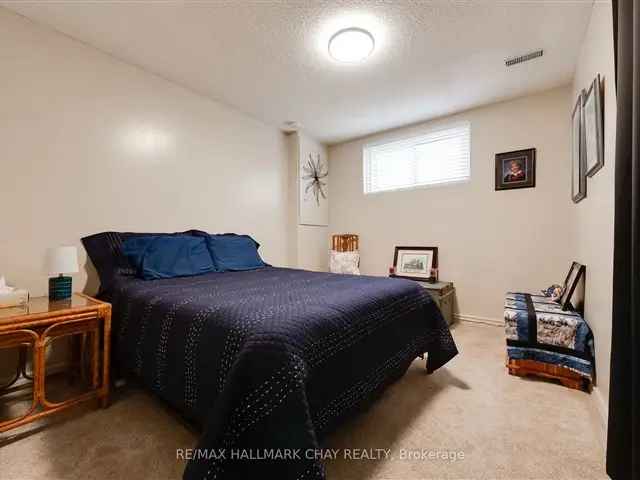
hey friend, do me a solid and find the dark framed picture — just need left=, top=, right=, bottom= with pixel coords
left=559, top=261, right=586, bottom=311
left=572, top=91, right=587, bottom=203
left=392, top=246, right=438, bottom=282
left=583, top=74, right=604, bottom=177
left=495, top=148, right=536, bottom=191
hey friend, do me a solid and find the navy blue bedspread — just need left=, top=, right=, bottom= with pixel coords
left=103, top=267, right=457, bottom=480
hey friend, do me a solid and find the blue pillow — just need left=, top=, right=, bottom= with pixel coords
left=138, top=235, right=216, bottom=280
left=122, top=236, right=157, bottom=272
left=205, top=234, right=266, bottom=272
left=82, top=230, right=205, bottom=293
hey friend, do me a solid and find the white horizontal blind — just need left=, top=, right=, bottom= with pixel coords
left=363, top=123, right=471, bottom=194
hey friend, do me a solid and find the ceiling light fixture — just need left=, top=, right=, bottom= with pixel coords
left=328, top=27, right=375, bottom=63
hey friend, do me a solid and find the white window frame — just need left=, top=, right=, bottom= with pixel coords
left=362, top=122, right=471, bottom=195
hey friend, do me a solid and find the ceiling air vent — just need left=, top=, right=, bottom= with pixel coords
left=505, top=49, right=543, bottom=67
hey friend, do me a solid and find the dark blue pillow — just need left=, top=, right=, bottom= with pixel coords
left=205, top=234, right=266, bottom=272
left=139, top=235, right=216, bottom=280
left=81, top=230, right=206, bottom=293
left=122, top=236, right=156, bottom=272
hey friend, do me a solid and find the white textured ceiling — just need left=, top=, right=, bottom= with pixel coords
left=3, top=1, right=593, bottom=144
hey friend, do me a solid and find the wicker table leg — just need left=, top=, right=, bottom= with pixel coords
left=99, top=308, right=111, bottom=408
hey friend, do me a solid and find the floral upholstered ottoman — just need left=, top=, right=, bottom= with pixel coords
left=504, top=292, right=594, bottom=391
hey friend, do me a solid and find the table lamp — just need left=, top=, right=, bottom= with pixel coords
left=45, top=246, right=79, bottom=300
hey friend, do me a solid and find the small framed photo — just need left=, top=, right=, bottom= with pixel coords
left=392, top=246, right=438, bottom=282
left=495, top=148, right=536, bottom=191
left=583, top=74, right=604, bottom=177
left=559, top=261, right=586, bottom=311
left=572, top=91, right=587, bottom=203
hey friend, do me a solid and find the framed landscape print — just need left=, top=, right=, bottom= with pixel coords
left=583, top=74, right=604, bottom=177
left=392, top=246, right=438, bottom=282
left=572, top=91, right=587, bottom=203
left=495, top=148, right=536, bottom=191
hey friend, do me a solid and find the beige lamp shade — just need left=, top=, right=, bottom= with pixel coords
left=45, top=246, right=79, bottom=275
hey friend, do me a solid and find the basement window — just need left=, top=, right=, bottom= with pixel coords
left=363, top=123, right=471, bottom=194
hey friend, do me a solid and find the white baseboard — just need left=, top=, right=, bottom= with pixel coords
left=455, top=313, right=503, bottom=327
left=591, top=385, right=608, bottom=449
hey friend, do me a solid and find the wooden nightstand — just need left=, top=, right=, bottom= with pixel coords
left=415, top=281, right=455, bottom=325
left=0, top=293, right=111, bottom=433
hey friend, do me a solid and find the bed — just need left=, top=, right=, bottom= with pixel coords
left=83, top=232, right=458, bottom=480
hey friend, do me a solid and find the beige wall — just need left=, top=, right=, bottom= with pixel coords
left=0, top=5, right=616, bottom=416
left=0, top=8, right=294, bottom=296
left=287, top=131, right=329, bottom=271
left=570, top=2, right=616, bottom=420
left=329, top=87, right=574, bottom=322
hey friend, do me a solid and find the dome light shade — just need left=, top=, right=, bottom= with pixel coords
left=328, top=27, right=375, bottom=63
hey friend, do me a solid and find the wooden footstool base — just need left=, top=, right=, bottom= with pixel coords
left=507, top=358, right=591, bottom=392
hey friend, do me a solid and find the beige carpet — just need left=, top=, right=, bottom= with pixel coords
left=0, top=323, right=607, bottom=480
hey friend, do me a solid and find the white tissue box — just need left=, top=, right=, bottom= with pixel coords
left=0, top=289, right=29, bottom=309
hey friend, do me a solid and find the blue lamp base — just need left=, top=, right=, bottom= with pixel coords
left=49, top=275, right=72, bottom=301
